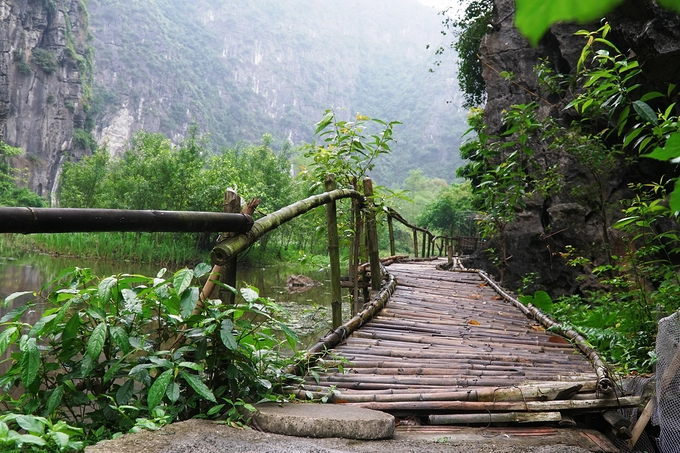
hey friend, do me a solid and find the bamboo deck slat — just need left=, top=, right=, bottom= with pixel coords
left=295, top=260, right=624, bottom=424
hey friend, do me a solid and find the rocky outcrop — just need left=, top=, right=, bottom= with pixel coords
left=0, top=0, right=90, bottom=200
left=470, top=0, right=680, bottom=294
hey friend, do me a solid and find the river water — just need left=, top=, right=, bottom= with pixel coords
left=0, top=252, right=336, bottom=348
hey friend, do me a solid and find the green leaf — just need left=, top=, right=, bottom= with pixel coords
left=14, top=433, right=47, bottom=446
left=173, top=268, right=194, bottom=295
left=632, top=100, right=658, bottom=125
left=670, top=178, right=680, bottom=214
left=193, top=263, right=212, bottom=278
left=166, top=381, right=180, bottom=403
left=98, top=277, right=117, bottom=303
left=240, top=287, right=259, bottom=303
left=87, top=322, right=107, bottom=361
left=640, top=91, right=665, bottom=102
left=19, top=336, right=40, bottom=388
left=180, top=371, right=216, bottom=402
left=177, top=361, right=204, bottom=371
left=28, top=313, right=57, bottom=337
left=109, top=325, right=131, bottom=355
left=220, top=319, right=238, bottom=351
left=81, top=354, right=95, bottom=378
left=0, top=305, right=29, bottom=323
left=0, top=326, right=18, bottom=356
left=518, top=291, right=553, bottom=312
left=3, top=291, right=33, bottom=307
left=179, top=287, right=199, bottom=319
left=279, top=323, right=299, bottom=349
left=16, top=415, right=46, bottom=434
left=643, top=132, right=680, bottom=161
left=514, top=0, right=624, bottom=46
left=116, top=379, right=135, bottom=405
left=656, top=0, right=680, bottom=15
left=206, top=404, right=225, bottom=416
left=45, top=385, right=64, bottom=417
left=147, top=369, right=173, bottom=412
left=103, top=359, right=124, bottom=384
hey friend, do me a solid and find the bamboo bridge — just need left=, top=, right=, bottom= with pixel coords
left=1, top=179, right=646, bottom=448
left=294, top=259, right=639, bottom=432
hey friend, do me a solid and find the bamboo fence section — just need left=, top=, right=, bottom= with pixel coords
left=293, top=260, right=633, bottom=427
left=210, top=188, right=364, bottom=264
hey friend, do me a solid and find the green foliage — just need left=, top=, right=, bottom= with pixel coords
left=435, top=0, right=493, bottom=108
left=303, top=110, right=400, bottom=190
left=514, top=0, right=680, bottom=46
left=458, top=104, right=561, bottom=275
left=0, top=266, right=301, bottom=444
left=72, top=128, right=97, bottom=152
left=31, top=48, right=59, bottom=75
left=0, top=142, right=46, bottom=208
left=0, top=413, right=84, bottom=452
left=417, top=182, right=474, bottom=236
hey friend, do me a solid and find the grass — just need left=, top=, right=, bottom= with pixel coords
left=1, top=232, right=207, bottom=266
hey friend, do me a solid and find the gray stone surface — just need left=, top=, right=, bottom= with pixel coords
left=84, top=418, right=614, bottom=453
left=252, top=402, right=395, bottom=440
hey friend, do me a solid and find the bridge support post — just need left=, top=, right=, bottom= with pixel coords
left=388, top=214, right=395, bottom=257
left=364, top=178, right=381, bottom=292
left=325, top=175, right=343, bottom=329
left=413, top=229, right=419, bottom=258
left=220, top=190, right=241, bottom=307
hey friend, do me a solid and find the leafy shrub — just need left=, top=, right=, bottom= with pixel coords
left=0, top=265, right=301, bottom=444
left=31, top=48, right=59, bottom=75
left=72, top=128, right=96, bottom=152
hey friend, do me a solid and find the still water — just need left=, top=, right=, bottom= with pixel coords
left=0, top=253, right=336, bottom=348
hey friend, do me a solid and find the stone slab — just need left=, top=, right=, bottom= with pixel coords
left=252, top=402, right=395, bottom=440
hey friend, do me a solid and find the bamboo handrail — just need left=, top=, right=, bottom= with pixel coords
left=0, top=207, right=254, bottom=233
left=477, top=270, right=615, bottom=395
left=210, top=189, right=364, bottom=265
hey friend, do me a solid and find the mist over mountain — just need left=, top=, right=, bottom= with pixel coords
left=88, top=0, right=468, bottom=186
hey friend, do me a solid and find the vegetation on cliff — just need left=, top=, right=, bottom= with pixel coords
left=454, top=1, right=680, bottom=372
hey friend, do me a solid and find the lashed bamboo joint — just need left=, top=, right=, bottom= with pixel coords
left=293, top=260, right=630, bottom=429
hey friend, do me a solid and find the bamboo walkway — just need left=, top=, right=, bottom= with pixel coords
left=298, top=260, right=639, bottom=426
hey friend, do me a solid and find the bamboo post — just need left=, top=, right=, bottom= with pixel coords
left=388, top=214, right=395, bottom=257
left=325, top=175, right=343, bottom=329
left=412, top=229, right=418, bottom=258
left=364, top=178, right=381, bottom=292
left=421, top=229, right=427, bottom=258
left=221, top=190, right=241, bottom=306
left=448, top=243, right=453, bottom=265
left=352, top=180, right=363, bottom=315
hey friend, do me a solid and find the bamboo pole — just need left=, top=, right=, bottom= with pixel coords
left=412, top=229, right=419, bottom=258
left=0, top=207, right=254, bottom=233
left=353, top=198, right=362, bottom=315
left=341, top=395, right=641, bottom=412
left=211, top=189, right=364, bottom=264
left=388, top=215, right=395, bottom=257
left=325, top=175, right=343, bottom=329
left=429, top=412, right=562, bottom=425
left=364, top=178, right=381, bottom=292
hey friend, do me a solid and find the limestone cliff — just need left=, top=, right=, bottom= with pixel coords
left=0, top=0, right=91, bottom=201
left=472, top=0, right=680, bottom=294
